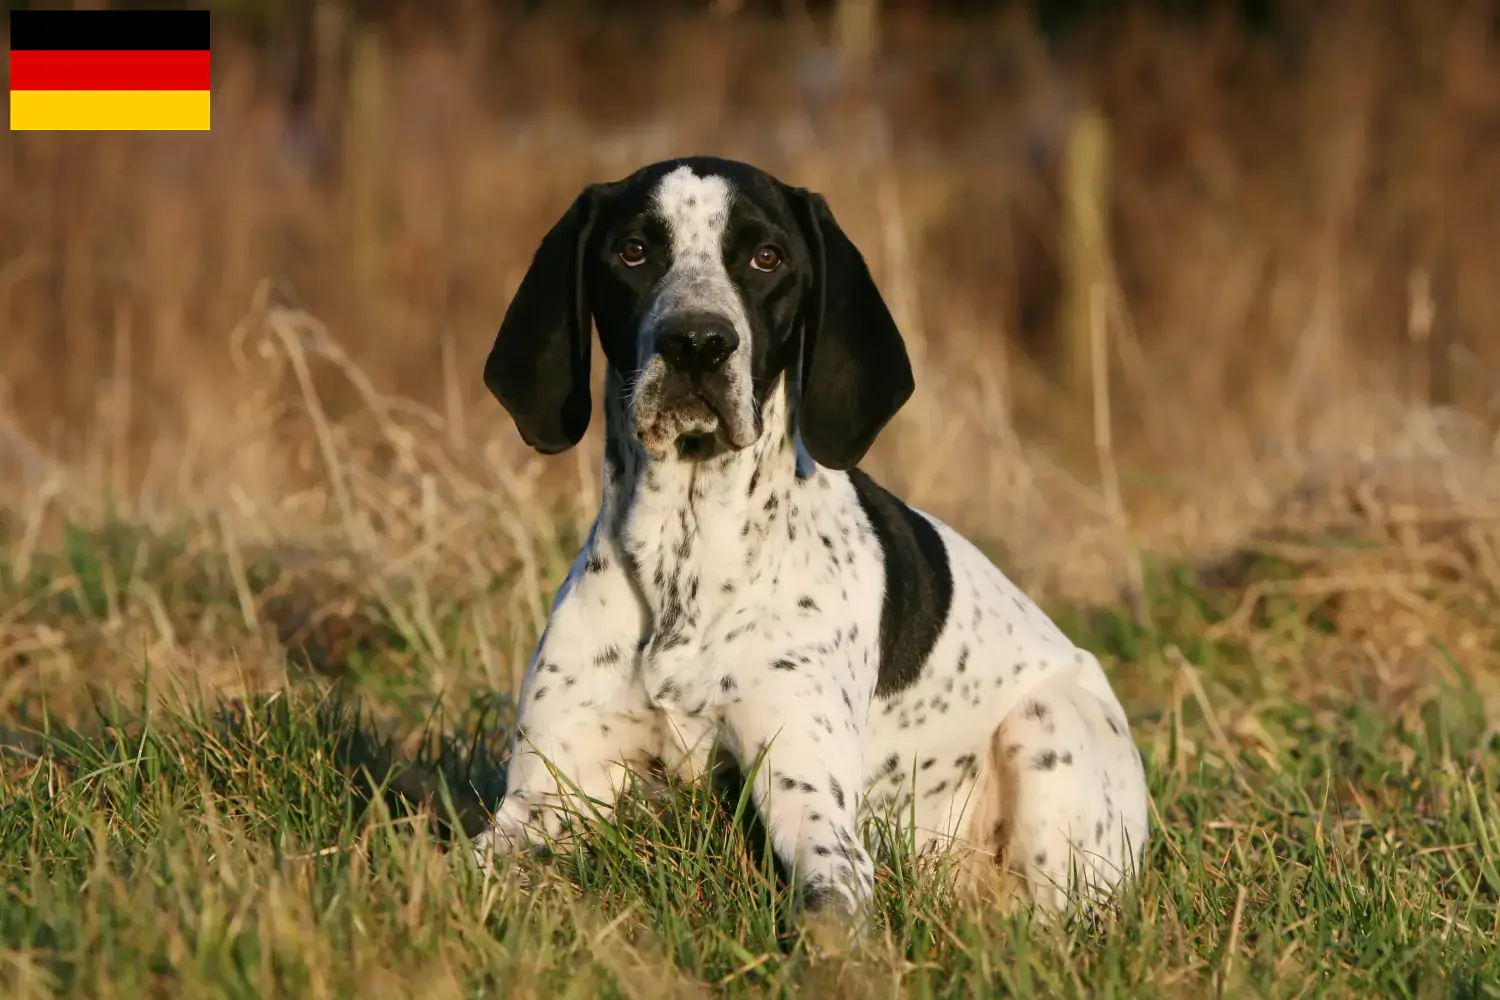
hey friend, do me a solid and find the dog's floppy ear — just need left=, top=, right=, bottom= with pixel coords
left=784, top=187, right=914, bottom=471
left=484, top=185, right=605, bottom=455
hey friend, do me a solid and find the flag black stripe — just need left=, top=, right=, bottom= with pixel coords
left=10, top=10, right=209, bottom=52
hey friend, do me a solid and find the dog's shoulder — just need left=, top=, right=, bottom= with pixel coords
left=541, top=517, right=648, bottom=643
left=832, top=467, right=956, bottom=697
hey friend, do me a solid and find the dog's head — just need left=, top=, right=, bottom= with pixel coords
left=484, top=156, right=913, bottom=470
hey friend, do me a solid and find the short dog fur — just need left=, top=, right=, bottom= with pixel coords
left=474, top=156, right=1150, bottom=919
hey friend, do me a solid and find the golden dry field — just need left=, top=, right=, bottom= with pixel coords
left=2, top=4, right=1499, bottom=996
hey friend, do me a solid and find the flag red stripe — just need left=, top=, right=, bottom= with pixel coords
left=9, top=50, right=210, bottom=91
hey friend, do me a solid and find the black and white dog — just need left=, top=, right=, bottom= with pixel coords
left=475, top=156, right=1149, bottom=920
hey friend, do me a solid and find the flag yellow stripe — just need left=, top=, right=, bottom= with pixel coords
left=10, top=89, right=209, bottom=131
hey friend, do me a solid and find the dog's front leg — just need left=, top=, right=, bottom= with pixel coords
left=473, top=547, right=654, bottom=868
left=473, top=689, right=658, bottom=866
left=722, top=655, right=874, bottom=925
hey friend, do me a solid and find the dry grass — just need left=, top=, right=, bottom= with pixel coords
left=2, top=4, right=1500, bottom=996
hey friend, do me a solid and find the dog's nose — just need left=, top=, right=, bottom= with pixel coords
left=655, top=316, right=739, bottom=375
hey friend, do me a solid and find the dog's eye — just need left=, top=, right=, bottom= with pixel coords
left=618, top=239, right=648, bottom=267
left=751, top=246, right=782, bottom=272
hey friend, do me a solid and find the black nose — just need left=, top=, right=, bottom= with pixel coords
left=655, top=315, right=739, bottom=375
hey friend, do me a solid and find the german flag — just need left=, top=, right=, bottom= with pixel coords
left=9, top=9, right=210, bottom=131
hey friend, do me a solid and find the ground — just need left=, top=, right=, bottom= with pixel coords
left=2, top=505, right=1497, bottom=999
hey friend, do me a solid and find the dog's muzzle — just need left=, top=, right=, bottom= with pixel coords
left=634, top=310, right=753, bottom=457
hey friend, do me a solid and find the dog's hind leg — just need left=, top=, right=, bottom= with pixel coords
left=962, top=672, right=1150, bottom=914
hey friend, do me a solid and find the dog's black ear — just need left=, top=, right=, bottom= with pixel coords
left=484, top=185, right=605, bottom=455
left=784, top=187, right=914, bottom=471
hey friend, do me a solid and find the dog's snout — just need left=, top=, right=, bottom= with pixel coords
left=655, top=315, right=739, bottom=375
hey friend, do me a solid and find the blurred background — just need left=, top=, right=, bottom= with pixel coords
left=5, top=8, right=1500, bottom=986
left=2, top=0, right=1499, bottom=609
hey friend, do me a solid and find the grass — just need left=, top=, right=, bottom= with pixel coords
left=4, top=4, right=1500, bottom=995
left=2, top=515, right=1499, bottom=998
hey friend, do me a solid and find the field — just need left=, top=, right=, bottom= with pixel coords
left=3, top=3, right=1500, bottom=997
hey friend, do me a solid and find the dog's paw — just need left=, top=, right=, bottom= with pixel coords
left=470, top=824, right=526, bottom=874
left=800, top=905, right=869, bottom=959
left=799, top=885, right=870, bottom=958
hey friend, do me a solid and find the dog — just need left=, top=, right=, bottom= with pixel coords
left=473, top=156, right=1149, bottom=923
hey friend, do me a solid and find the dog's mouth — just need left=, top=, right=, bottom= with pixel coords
left=636, top=370, right=753, bottom=460
left=668, top=392, right=733, bottom=461
left=675, top=431, right=719, bottom=461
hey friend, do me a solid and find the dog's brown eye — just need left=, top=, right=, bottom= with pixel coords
left=751, top=246, right=781, bottom=272
left=619, top=240, right=647, bottom=267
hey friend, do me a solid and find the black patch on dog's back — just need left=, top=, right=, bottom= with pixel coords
left=847, top=469, right=953, bottom=697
